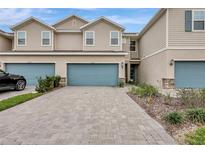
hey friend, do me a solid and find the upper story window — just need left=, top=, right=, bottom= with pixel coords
left=130, top=40, right=136, bottom=51
left=85, top=31, right=94, bottom=46
left=17, top=31, right=26, bottom=46
left=41, top=31, right=51, bottom=46
left=193, top=10, right=205, bottom=31
left=110, top=31, right=119, bottom=46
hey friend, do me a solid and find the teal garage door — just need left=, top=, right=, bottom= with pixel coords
left=67, top=64, right=118, bottom=86
left=175, top=61, right=205, bottom=88
left=5, top=63, right=55, bottom=85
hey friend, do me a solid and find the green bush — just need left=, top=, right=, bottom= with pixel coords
left=130, top=83, right=158, bottom=97
left=118, top=79, right=125, bottom=88
left=52, top=75, right=61, bottom=87
left=130, top=86, right=146, bottom=97
left=185, top=127, right=205, bottom=145
left=139, top=83, right=158, bottom=97
left=165, top=111, right=184, bottom=125
left=185, top=108, right=205, bottom=124
left=35, top=75, right=61, bottom=93
left=177, top=89, right=205, bottom=108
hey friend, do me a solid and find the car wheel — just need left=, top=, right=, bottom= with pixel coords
left=16, top=80, right=26, bottom=91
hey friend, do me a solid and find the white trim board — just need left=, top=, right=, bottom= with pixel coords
left=167, top=47, right=205, bottom=50
left=173, top=59, right=205, bottom=61
left=0, top=52, right=128, bottom=56
left=141, top=46, right=205, bottom=61
left=140, top=48, right=167, bottom=61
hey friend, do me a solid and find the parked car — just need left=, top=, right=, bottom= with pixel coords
left=0, top=69, right=26, bottom=91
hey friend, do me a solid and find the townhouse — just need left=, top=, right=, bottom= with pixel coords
left=138, top=8, right=205, bottom=89
left=0, top=15, right=138, bottom=86
left=0, top=8, right=205, bottom=89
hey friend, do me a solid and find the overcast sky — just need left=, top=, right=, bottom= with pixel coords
left=0, top=8, right=159, bottom=32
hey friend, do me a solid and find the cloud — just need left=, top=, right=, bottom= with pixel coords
left=106, top=15, right=152, bottom=25
left=0, top=8, right=55, bottom=26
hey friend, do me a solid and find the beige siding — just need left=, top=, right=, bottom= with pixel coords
left=138, top=51, right=168, bottom=88
left=0, top=35, right=12, bottom=51
left=55, top=33, right=82, bottom=50
left=167, top=49, right=205, bottom=78
left=0, top=55, right=125, bottom=81
left=122, top=36, right=130, bottom=52
left=14, top=21, right=53, bottom=51
left=83, top=20, right=122, bottom=51
left=139, top=11, right=166, bottom=58
left=168, top=8, right=205, bottom=47
left=54, top=17, right=87, bottom=30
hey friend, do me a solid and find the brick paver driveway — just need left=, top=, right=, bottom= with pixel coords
left=0, top=87, right=175, bottom=144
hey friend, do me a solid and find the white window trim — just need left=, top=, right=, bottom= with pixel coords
left=41, top=31, right=51, bottom=46
left=110, top=31, right=120, bottom=46
left=17, top=31, right=27, bottom=46
left=84, top=31, right=95, bottom=46
left=192, top=10, right=205, bottom=32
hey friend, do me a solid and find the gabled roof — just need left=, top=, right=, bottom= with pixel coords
left=0, top=29, right=13, bottom=39
left=80, top=16, right=125, bottom=30
left=52, top=14, right=89, bottom=27
left=139, top=8, right=166, bottom=38
left=11, top=16, right=55, bottom=30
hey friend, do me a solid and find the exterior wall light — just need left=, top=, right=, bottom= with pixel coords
left=169, top=59, right=174, bottom=66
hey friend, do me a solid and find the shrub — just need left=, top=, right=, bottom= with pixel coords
left=118, top=79, right=125, bottom=88
left=185, top=108, right=205, bottom=124
left=52, top=75, right=61, bottom=87
left=185, top=127, right=205, bottom=145
left=130, top=83, right=158, bottom=97
left=164, top=93, right=172, bottom=105
left=35, top=75, right=61, bottom=93
left=177, top=89, right=205, bottom=108
left=130, top=86, right=146, bottom=97
left=138, top=83, right=158, bottom=97
left=165, top=111, right=184, bottom=125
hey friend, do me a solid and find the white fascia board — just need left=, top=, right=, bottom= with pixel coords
left=0, top=52, right=128, bottom=56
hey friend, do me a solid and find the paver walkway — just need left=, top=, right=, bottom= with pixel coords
left=0, top=87, right=175, bottom=144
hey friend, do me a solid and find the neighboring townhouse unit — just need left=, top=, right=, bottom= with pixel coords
left=138, top=8, right=205, bottom=89
left=0, top=30, right=13, bottom=51
left=1, top=9, right=204, bottom=89
left=0, top=15, right=139, bottom=86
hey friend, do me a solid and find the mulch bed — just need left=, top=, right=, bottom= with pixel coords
left=127, top=92, right=199, bottom=144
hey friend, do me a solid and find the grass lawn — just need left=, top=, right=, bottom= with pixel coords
left=0, top=93, right=43, bottom=112
left=185, top=127, right=205, bottom=145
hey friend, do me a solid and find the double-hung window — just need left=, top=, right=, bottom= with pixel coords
left=41, top=31, right=51, bottom=46
left=17, top=31, right=26, bottom=46
left=193, top=10, right=205, bottom=31
left=110, top=31, right=119, bottom=46
left=85, top=31, right=94, bottom=46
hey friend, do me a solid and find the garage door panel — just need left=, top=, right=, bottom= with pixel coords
left=175, top=61, right=205, bottom=88
left=67, top=64, right=118, bottom=86
left=5, top=63, right=55, bottom=85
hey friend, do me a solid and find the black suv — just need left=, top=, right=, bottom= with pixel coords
left=0, top=69, right=26, bottom=91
